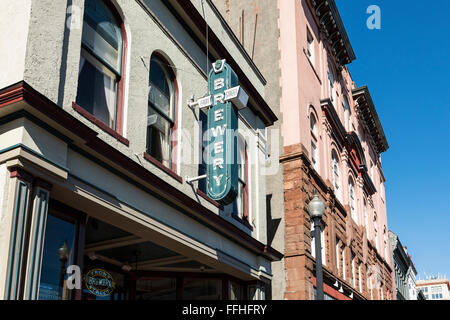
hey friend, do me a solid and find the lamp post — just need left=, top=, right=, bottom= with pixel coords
left=58, top=241, right=70, bottom=300
left=307, top=192, right=326, bottom=300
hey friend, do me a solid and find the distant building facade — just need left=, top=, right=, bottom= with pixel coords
left=212, top=0, right=393, bottom=300
left=417, top=278, right=450, bottom=300
left=389, top=231, right=420, bottom=300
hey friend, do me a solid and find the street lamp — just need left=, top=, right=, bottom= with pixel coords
left=307, top=192, right=326, bottom=300
left=58, top=241, right=70, bottom=300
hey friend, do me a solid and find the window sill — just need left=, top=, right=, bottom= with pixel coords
left=196, top=189, right=223, bottom=210
left=142, top=152, right=182, bottom=183
left=232, top=214, right=254, bottom=231
left=72, top=102, right=129, bottom=146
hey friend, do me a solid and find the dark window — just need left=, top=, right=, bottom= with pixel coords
left=182, top=278, right=222, bottom=300
left=76, top=0, right=124, bottom=130
left=233, top=136, right=248, bottom=220
left=147, top=56, right=175, bottom=168
left=38, top=214, right=77, bottom=300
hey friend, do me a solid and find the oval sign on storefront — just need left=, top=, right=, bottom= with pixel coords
left=85, top=268, right=115, bottom=297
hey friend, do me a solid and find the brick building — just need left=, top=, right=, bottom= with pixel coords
left=212, top=0, right=393, bottom=300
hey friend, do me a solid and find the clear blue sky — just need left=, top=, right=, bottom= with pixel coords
left=336, top=0, right=450, bottom=279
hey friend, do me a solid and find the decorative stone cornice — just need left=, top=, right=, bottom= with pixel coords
left=352, top=86, right=389, bottom=154
left=309, top=0, right=356, bottom=67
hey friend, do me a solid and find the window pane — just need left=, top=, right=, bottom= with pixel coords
left=135, top=277, right=177, bottom=300
left=182, top=279, right=222, bottom=300
left=230, top=281, right=244, bottom=300
left=237, top=180, right=245, bottom=218
left=147, top=106, right=171, bottom=166
left=310, top=114, right=316, bottom=134
left=39, top=214, right=76, bottom=300
left=149, top=59, right=172, bottom=118
left=83, top=0, right=122, bottom=73
left=77, top=51, right=117, bottom=128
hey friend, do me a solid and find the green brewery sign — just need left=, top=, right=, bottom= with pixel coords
left=204, top=60, right=247, bottom=205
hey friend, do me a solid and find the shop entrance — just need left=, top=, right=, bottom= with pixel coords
left=37, top=200, right=250, bottom=300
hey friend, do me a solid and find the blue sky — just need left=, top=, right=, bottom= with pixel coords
left=336, top=0, right=450, bottom=279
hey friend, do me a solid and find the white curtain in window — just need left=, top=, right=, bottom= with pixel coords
left=103, top=74, right=116, bottom=127
left=79, top=56, right=86, bottom=75
left=160, top=130, right=169, bottom=166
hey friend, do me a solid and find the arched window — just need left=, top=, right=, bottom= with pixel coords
left=331, top=150, right=342, bottom=201
left=76, top=0, right=125, bottom=131
left=147, top=55, right=176, bottom=168
left=349, top=177, right=357, bottom=222
left=310, top=113, right=319, bottom=172
left=343, top=96, right=351, bottom=132
left=310, top=112, right=318, bottom=136
left=363, top=197, right=368, bottom=234
left=374, top=212, right=379, bottom=251
left=328, top=66, right=335, bottom=103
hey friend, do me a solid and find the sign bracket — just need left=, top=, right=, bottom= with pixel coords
left=185, top=174, right=207, bottom=185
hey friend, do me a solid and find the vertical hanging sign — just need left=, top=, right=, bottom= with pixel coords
left=206, top=60, right=239, bottom=205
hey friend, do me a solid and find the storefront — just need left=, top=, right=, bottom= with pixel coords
left=37, top=200, right=264, bottom=300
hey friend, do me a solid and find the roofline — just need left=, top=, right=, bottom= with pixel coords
left=417, top=280, right=450, bottom=291
left=352, top=86, right=389, bottom=154
left=328, top=0, right=356, bottom=62
left=309, top=0, right=356, bottom=66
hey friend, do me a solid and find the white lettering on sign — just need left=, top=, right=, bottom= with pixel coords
left=214, top=141, right=224, bottom=154
left=214, top=93, right=224, bottom=105
left=214, top=109, right=224, bottom=121
left=213, top=174, right=223, bottom=186
left=213, top=158, right=224, bottom=170
left=214, top=78, right=225, bottom=90
left=211, top=125, right=227, bottom=137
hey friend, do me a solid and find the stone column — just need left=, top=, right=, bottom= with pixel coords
left=0, top=166, right=52, bottom=300
left=23, top=178, right=52, bottom=300
left=0, top=167, right=33, bottom=300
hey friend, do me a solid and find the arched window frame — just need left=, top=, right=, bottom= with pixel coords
left=348, top=176, right=357, bottom=222
left=75, top=0, right=128, bottom=136
left=310, top=110, right=319, bottom=172
left=328, top=65, right=336, bottom=104
left=343, top=95, right=351, bottom=132
left=145, top=53, right=179, bottom=172
left=331, top=150, right=342, bottom=202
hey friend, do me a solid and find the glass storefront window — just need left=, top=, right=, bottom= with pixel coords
left=135, top=277, right=177, bottom=300
left=183, top=278, right=222, bottom=300
left=38, top=214, right=76, bottom=300
left=230, top=281, right=244, bottom=300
